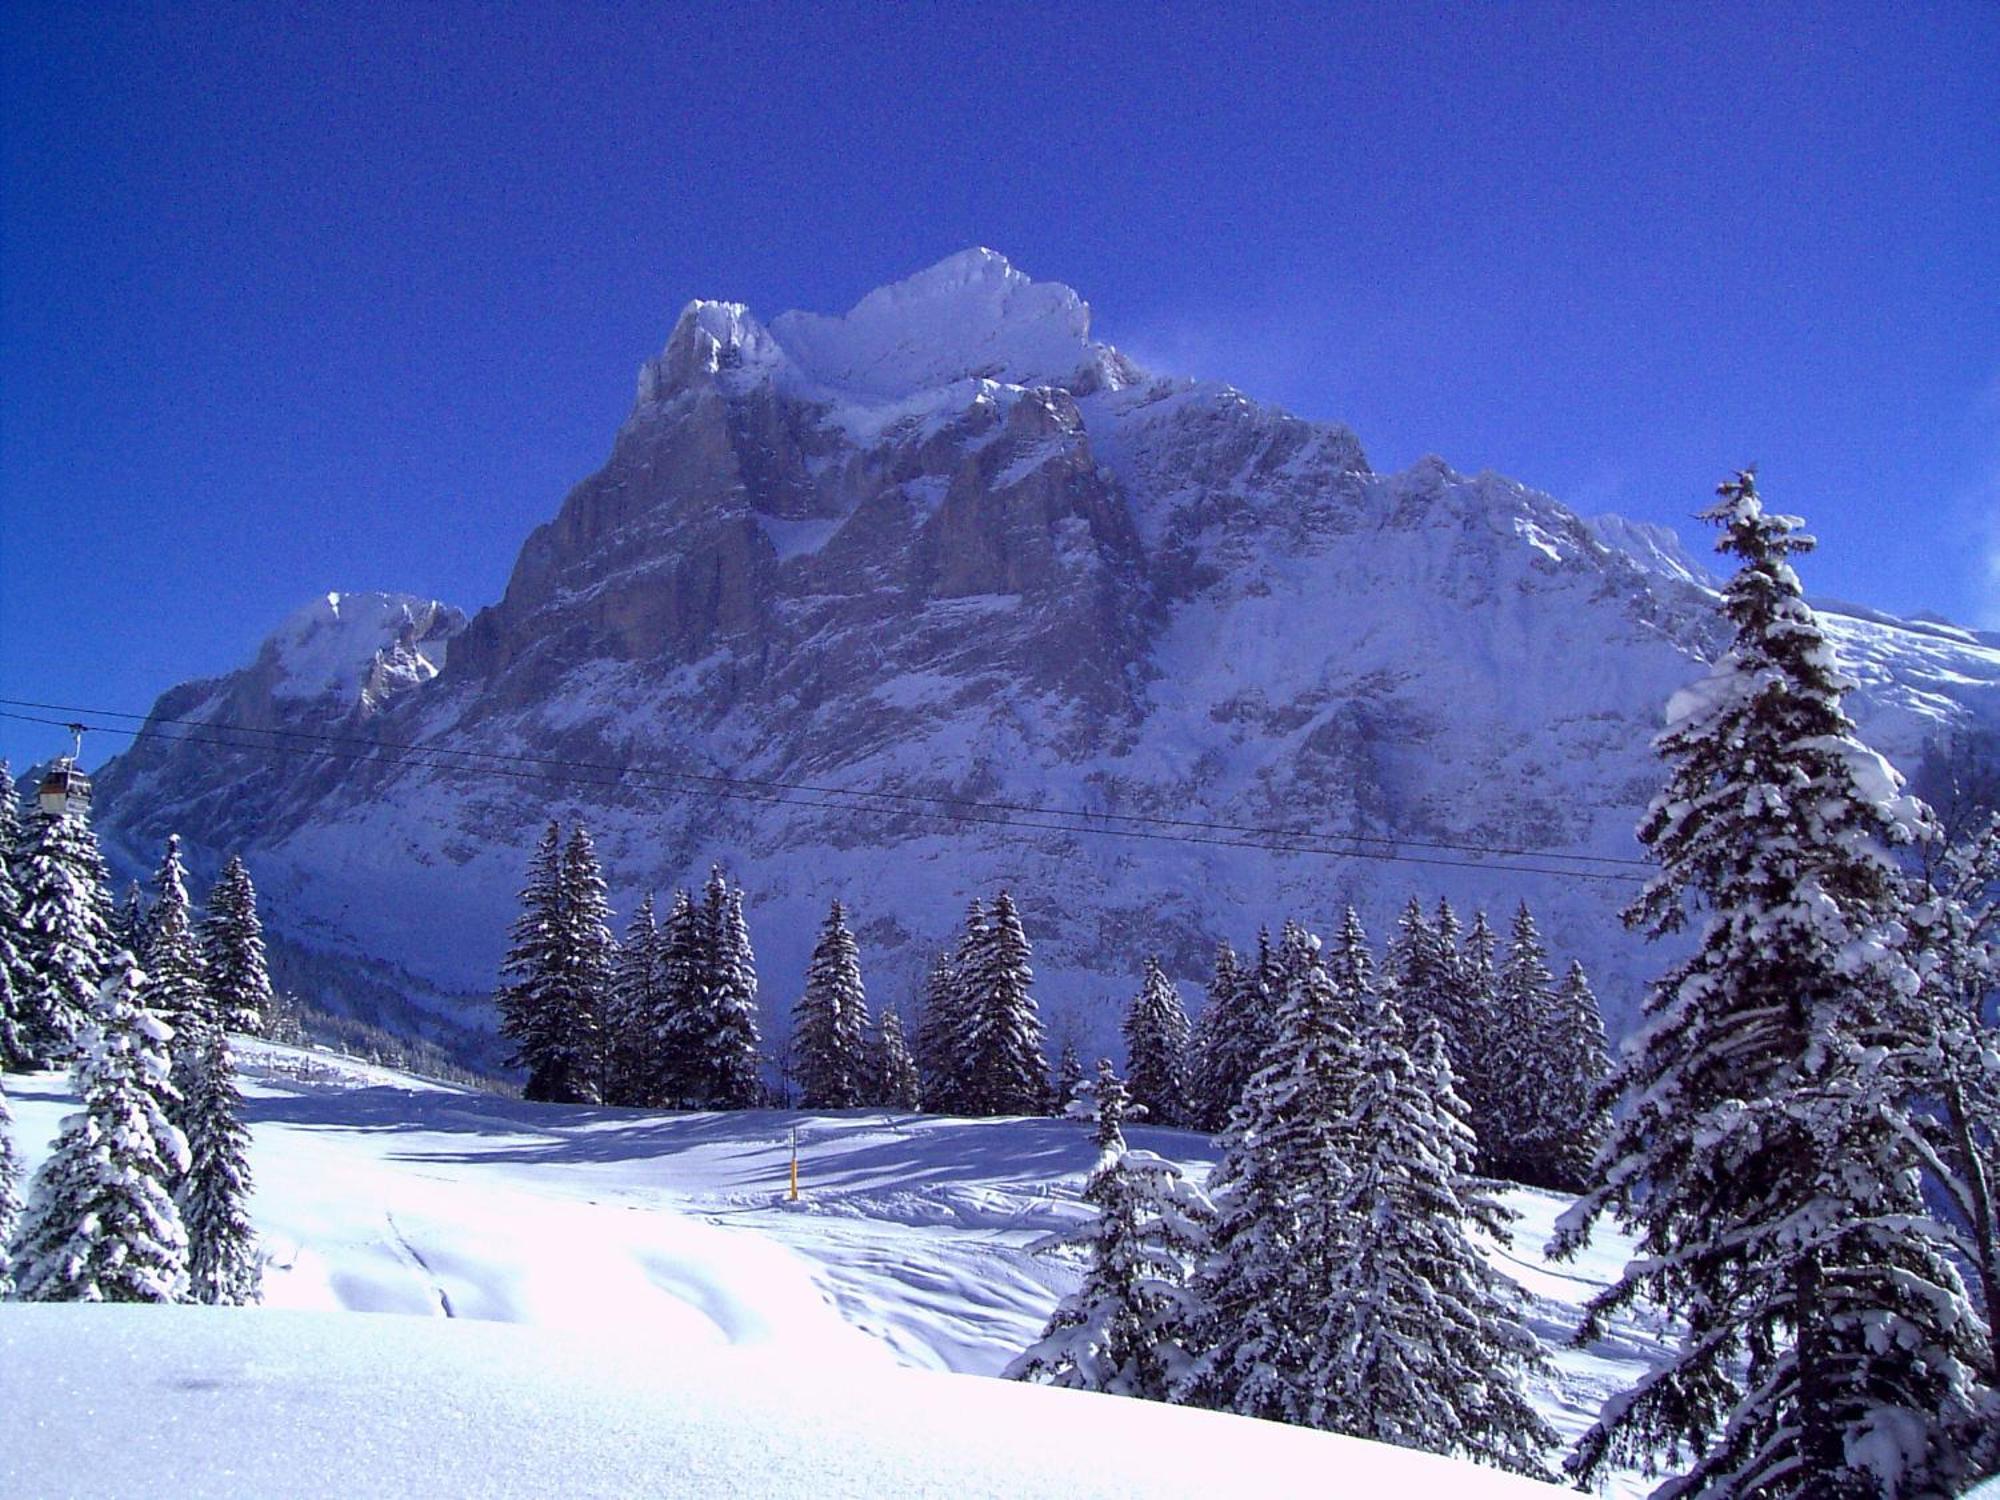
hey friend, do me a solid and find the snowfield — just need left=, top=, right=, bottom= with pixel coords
left=2, top=1042, right=1665, bottom=1496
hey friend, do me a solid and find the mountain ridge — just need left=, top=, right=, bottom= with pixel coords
left=90, top=251, right=2000, bottom=1062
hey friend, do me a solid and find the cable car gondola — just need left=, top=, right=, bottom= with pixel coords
left=37, top=723, right=92, bottom=820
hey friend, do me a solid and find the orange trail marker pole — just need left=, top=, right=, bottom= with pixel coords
left=788, top=1126, right=800, bottom=1201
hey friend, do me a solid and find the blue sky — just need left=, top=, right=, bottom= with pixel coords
left=2, top=1, right=1995, bottom=771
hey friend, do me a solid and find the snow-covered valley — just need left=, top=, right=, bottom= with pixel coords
left=3, top=1041, right=1663, bottom=1496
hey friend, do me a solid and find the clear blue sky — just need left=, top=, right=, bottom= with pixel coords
left=3, top=0, right=1995, bottom=772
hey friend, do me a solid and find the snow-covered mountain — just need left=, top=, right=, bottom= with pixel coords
left=92, top=249, right=2000, bottom=1054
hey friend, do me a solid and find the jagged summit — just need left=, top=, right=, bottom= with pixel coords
left=643, top=249, right=1136, bottom=408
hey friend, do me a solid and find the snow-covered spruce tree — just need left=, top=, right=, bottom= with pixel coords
left=603, top=893, right=661, bottom=1106
left=0, top=1075, right=22, bottom=1296
left=648, top=888, right=706, bottom=1107
left=1553, top=472, right=1991, bottom=1496
left=178, top=1020, right=259, bottom=1304
left=0, top=765, right=31, bottom=1072
left=1177, top=920, right=1366, bottom=1422
left=680, top=867, right=762, bottom=1110
left=1186, top=931, right=1283, bottom=1135
left=12, top=954, right=189, bottom=1303
left=1051, top=1037, right=1085, bottom=1116
left=1484, top=901, right=1564, bottom=1187
left=1122, top=955, right=1191, bottom=1129
left=1904, top=810, right=2000, bottom=1396
left=496, top=822, right=598, bottom=1103
left=918, top=904, right=985, bottom=1114
left=1006, top=1059, right=1213, bottom=1398
left=1452, top=909, right=1505, bottom=1174
left=11, top=798, right=115, bottom=1067
left=200, top=855, right=273, bottom=1037
left=1313, top=932, right=1556, bottom=1477
left=959, top=891, right=1049, bottom=1116
left=144, top=836, right=211, bottom=1112
left=1542, top=959, right=1611, bottom=1194
left=111, top=880, right=147, bottom=955
left=868, top=1006, right=922, bottom=1111
left=550, top=826, right=616, bottom=1104
left=793, top=899, right=871, bottom=1109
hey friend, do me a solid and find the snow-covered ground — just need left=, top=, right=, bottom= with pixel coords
left=2, top=1042, right=1665, bottom=1496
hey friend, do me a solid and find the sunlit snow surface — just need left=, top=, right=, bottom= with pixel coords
left=3, top=1043, right=1661, bottom=1496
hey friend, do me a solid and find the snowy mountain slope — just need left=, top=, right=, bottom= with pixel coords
left=3, top=1042, right=1652, bottom=1495
left=90, top=251, right=2000, bottom=1058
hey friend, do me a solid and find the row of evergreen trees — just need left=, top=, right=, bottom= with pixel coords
left=1013, top=472, right=2000, bottom=1493
left=0, top=781, right=268, bottom=1306
left=1010, top=910, right=1556, bottom=1479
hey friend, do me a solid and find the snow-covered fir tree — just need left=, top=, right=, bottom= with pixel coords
left=0, top=765, right=30, bottom=1071
left=1186, top=932, right=1280, bottom=1134
left=178, top=1020, right=259, bottom=1305
left=603, top=893, right=662, bottom=1107
left=1177, top=920, right=1366, bottom=1422
left=497, top=822, right=605, bottom=1104
left=1905, top=809, right=2000, bottom=1401
left=917, top=904, right=985, bottom=1114
left=111, top=880, right=147, bottom=955
left=650, top=887, right=707, bottom=1107
left=1006, top=1059, right=1212, bottom=1399
left=867, top=1006, right=922, bottom=1111
left=143, top=836, right=210, bottom=1113
left=11, top=797, right=115, bottom=1067
left=693, top=869, right=763, bottom=1109
left=1051, top=1036, right=1085, bottom=1116
left=1553, top=472, right=1993, bottom=1496
left=1453, top=908, right=1504, bottom=1174
left=11, top=953, right=189, bottom=1303
left=958, top=891, right=1048, bottom=1116
left=1383, top=896, right=1452, bottom=1044
left=0, top=1075, right=21, bottom=1297
left=1122, top=956, right=1191, bottom=1129
left=1542, top=959, right=1611, bottom=1194
left=1485, top=901, right=1562, bottom=1187
left=199, top=855, right=272, bottom=1037
left=1313, top=929, right=1556, bottom=1476
left=793, top=899, right=871, bottom=1109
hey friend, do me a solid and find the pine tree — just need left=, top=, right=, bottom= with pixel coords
left=200, top=855, right=273, bottom=1037
left=547, top=826, right=615, bottom=1104
left=1005, top=1059, right=1213, bottom=1398
left=1453, top=909, right=1504, bottom=1173
left=650, top=888, right=707, bottom=1107
left=179, top=1021, right=259, bottom=1304
left=12, top=797, right=114, bottom=1067
left=959, top=891, right=1049, bottom=1116
left=1553, top=472, right=1992, bottom=1496
left=0, top=764, right=31, bottom=1071
left=1542, top=959, right=1611, bottom=1194
left=111, top=880, right=147, bottom=954
left=793, top=899, right=871, bottom=1109
left=1484, top=902, right=1562, bottom=1187
left=604, top=893, right=662, bottom=1107
left=496, top=822, right=592, bottom=1103
left=1186, top=933, right=1280, bottom=1134
left=918, top=905, right=985, bottom=1114
left=1123, top=956, right=1191, bottom=1129
left=1177, top=920, right=1366, bottom=1422
left=1904, top=810, right=2000, bottom=1399
left=695, top=871, right=763, bottom=1109
left=11, top=955, right=189, bottom=1303
left=1051, top=1037, right=1085, bottom=1116
left=0, top=1075, right=22, bottom=1297
left=144, top=836, right=210, bottom=1103
left=1313, top=956, right=1556, bottom=1476
left=868, top=1007, right=922, bottom=1111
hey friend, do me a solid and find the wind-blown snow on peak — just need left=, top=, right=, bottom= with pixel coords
left=768, top=248, right=1105, bottom=399
left=261, top=592, right=464, bottom=707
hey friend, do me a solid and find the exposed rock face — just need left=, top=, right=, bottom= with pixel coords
left=91, top=251, right=2000, bottom=1060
